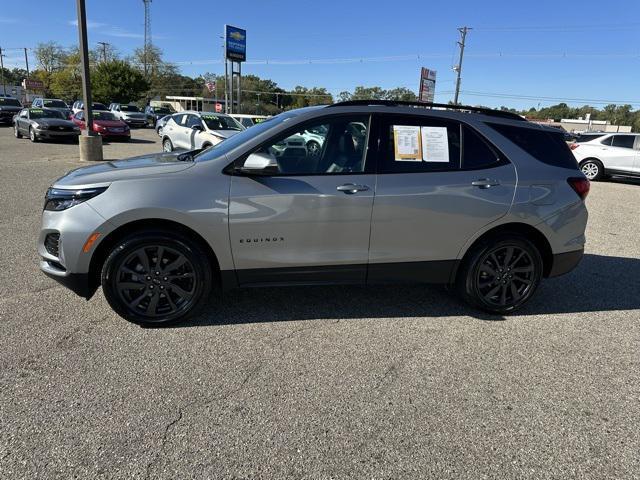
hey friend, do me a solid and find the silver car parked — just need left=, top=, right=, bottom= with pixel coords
left=38, top=101, right=589, bottom=326
left=161, top=110, right=244, bottom=152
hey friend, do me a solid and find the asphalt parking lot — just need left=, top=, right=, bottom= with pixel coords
left=0, top=125, right=639, bottom=479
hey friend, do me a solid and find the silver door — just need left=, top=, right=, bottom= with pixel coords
left=368, top=117, right=516, bottom=282
left=228, top=115, right=374, bottom=285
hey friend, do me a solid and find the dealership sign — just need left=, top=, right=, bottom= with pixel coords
left=418, top=67, right=436, bottom=103
left=225, top=25, right=246, bottom=62
left=22, top=78, right=44, bottom=90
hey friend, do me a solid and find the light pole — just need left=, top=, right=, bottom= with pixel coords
left=75, top=0, right=103, bottom=161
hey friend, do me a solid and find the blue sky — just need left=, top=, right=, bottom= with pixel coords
left=1, top=0, right=639, bottom=109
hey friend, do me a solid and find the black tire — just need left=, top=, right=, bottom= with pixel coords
left=101, top=231, right=213, bottom=326
left=29, top=127, right=38, bottom=142
left=579, top=159, right=604, bottom=181
left=202, top=143, right=212, bottom=149
left=14, top=124, right=22, bottom=138
left=162, top=137, right=173, bottom=152
left=456, top=234, right=543, bottom=314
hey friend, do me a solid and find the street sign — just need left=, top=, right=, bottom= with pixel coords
left=418, top=67, right=437, bottom=103
left=22, top=78, right=44, bottom=90
left=225, top=25, right=246, bottom=62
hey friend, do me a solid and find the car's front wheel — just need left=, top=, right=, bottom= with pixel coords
left=14, top=124, right=22, bottom=138
left=162, top=137, right=173, bottom=152
left=29, top=127, right=38, bottom=142
left=580, top=159, right=604, bottom=181
left=101, top=231, right=213, bottom=326
left=456, top=234, right=543, bottom=314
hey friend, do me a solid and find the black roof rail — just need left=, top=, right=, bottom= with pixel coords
left=328, top=99, right=526, bottom=121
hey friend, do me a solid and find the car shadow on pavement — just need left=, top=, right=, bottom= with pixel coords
left=177, top=253, right=640, bottom=328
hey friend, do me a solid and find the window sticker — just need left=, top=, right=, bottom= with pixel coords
left=421, top=126, right=450, bottom=162
left=393, top=125, right=422, bottom=161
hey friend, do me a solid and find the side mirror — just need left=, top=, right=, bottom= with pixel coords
left=237, top=152, right=278, bottom=175
left=191, top=124, right=203, bottom=131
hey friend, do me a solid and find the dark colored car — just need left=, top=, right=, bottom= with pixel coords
left=0, top=97, right=23, bottom=125
left=144, top=105, right=176, bottom=127
left=71, top=111, right=130, bottom=140
left=14, top=108, right=81, bottom=142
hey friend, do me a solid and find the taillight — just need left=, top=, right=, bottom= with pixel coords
left=569, top=143, right=579, bottom=150
left=567, top=177, right=590, bottom=200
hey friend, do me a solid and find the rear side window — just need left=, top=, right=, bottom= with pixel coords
left=489, top=123, right=577, bottom=169
left=462, top=126, right=502, bottom=169
left=379, top=115, right=461, bottom=173
left=610, top=135, right=635, bottom=149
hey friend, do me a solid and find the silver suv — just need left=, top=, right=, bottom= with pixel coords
left=38, top=101, right=589, bottom=325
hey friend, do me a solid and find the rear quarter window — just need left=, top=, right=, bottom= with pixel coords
left=489, top=123, right=578, bottom=170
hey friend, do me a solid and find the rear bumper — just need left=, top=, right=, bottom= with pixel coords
left=548, top=248, right=583, bottom=277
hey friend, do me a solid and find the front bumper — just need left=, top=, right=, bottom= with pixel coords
left=35, top=129, right=80, bottom=139
left=123, top=118, right=147, bottom=127
left=38, top=202, right=111, bottom=299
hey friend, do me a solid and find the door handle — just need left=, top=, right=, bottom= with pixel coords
left=471, top=178, right=500, bottom=189
left=337, top=183, right=370, bottom=194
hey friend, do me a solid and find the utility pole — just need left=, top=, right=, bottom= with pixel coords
left=76, top=0, right=103, bottom=161
left=97, top=42, right=109, bottom=63
left=453, top=26, right=471, bottom=105
left=23, top=48, right=29, bottom=77
left=142, top=0, right=152, bottom=77
left=0, top=48, right=6, bottom=95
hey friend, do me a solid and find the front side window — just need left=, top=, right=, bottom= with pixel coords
left=379, top=115, right=461, bottom=173
left=610, top=135, right=635, bottom=149
left=252, top=115, right=370, bottom=175
left=186, top=115, right=203, bottom=128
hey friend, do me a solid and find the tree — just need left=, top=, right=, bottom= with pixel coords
left=33, top=42, right=66, bottom=74
left=384, top=87, right=417, bottom=102
left=92, top=60, right=150, bottom=104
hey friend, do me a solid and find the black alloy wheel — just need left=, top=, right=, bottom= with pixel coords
left=101, top=231, right=212, bottom=326
left=457, top=235, right=542, bottom=314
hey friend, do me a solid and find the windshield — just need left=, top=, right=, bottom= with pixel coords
left=0, top=98, right=21, bottom=107
left=31, top=109, right=64, bottom=119
left=194, top=110, right=306, bottom=162
left=155, top=107, right=173, bottom=114
left=575, top=133, right=605, bottom=143
left=201, top=114, right=243, bottom=131
left=43, top=100, right=67, bottom=108
left=92, top=111, right=117, bottom=121
left=93, top=103, right=108, bottom=111
left=120, top=105, right=140, bottom=112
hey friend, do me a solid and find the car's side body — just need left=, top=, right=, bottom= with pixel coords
left=572, top=133, right=640, bottom=179
left=41, top=105, right=587, bottom=313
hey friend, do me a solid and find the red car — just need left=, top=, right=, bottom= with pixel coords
left=71, top=110, right=130, bottom=140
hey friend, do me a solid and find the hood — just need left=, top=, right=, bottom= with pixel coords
left=52, top=152, right=195, bottom=188
left=94, top=119, right=127, bottom=127
left=208, top=129, right=242, bottom=140
left=34, top=118, right=77, bottom=128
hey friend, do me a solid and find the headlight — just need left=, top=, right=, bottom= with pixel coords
left=35, top=123, right=49, bottom=130
left=44, top=187, right=108, bottom=211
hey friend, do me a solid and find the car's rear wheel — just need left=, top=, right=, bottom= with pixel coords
left=14, top=124, right=22, bottom=138
left=29, top=127, right=37, bottom=142
left=456, top=234, right=543, bottom=314
left=580, top=159, right=604, bottom=181
left=101, top=231, right=212, bottom=326
left=162, top=137, right=173, bottom=152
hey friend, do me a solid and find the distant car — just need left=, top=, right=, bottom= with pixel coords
left=0, top=96, right=23, bottom=125
left=71, top=100, right=109, bottom=115
left=229, top=114, right=269, bottom=128
left=161, top=111, right=244, bottom=152
left=13, top=107, right=80, bottom=142
left=571, top=133, right=640, bottom=180
left=31, top=98, right=72, bottom=119
left=144, top=105, right=175, bottom=127
left=109, top=103, right=148, bottom=128
left=71, top=110, right=130, bottom=140
left=574, top=132, right=607, bottom=143
left=155, top=114, right=172, bottom=137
